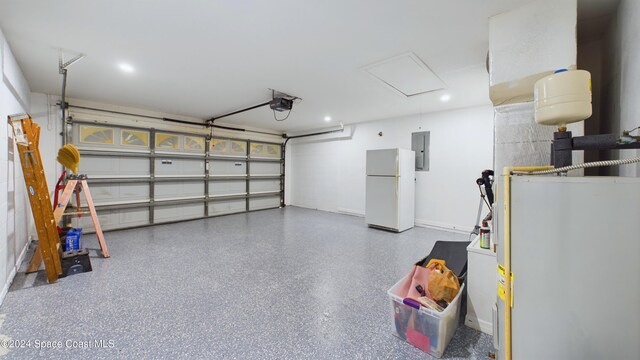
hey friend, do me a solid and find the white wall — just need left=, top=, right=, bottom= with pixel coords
left=287, top=105, right=494, bottom=232
left=490, top=0, right=582, bottom=176
left=30, top=93, right=63, bottom=194
left=488, top=0, right=577, bottom=105
left=1, top=28, right=32, bottom=304
left=602, top=0, right=640, bottom=177
left=577, top=38, right=604, bottom=173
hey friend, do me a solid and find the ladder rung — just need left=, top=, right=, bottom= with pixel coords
left=62, top=210, right=91, bottom=215
left=8, top=113, right=30, bottom=121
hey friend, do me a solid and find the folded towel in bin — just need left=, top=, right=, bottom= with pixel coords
left=393, top=265, right=432, bottom=300
left=406, top=324, right=430, bottom=352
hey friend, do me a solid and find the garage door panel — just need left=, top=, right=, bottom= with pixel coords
left=79, top=155, right=150, bottom=177
left=183, top=136, right=206, bottom=154
left=209, top=180, right=246, bottom=196
left=211, top=138, right=247, bottom=156
left=211, top=160, right=246, bottom=175
left=250, top=162, right=281, bottom=176
left=72, top=207, right=149, bottom=232
left=81, top=183, right=149, bottom=206
left=71, top=122, right=282, bottom=231
left=249, top=196, right=280, bottom=211
left=249, top=179, right=280, bottom=193
left=155, top=181, right=204, bottom=200
left=75, top=125, right=151, bottom=150
left=209, top=199, right=246, bottom=216
left=155, top=203, right=204, bottom=222
left=155, top=158, right=204, bottom=176
left=249, top=142, right=281, bottom=158
left=75, top=125, right=117, bottom=148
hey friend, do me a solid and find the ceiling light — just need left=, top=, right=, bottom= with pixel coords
left=324, top=116, right=332, bottom=122
left=440, top=94, right=451, bottom=102
left=118, top=63, right=135, bottom=73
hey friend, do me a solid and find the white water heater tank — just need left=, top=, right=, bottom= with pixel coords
left=534, top=69, right=592, bottom=127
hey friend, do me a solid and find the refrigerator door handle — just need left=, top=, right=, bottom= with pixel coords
left=395, top=176, right=398, bottom=196
left=395, top=152, right=399, bottom=177
left=395, top=176, right=399, bottom=228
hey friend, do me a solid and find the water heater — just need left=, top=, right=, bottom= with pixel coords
left=534, top=69, right=592, bottom=127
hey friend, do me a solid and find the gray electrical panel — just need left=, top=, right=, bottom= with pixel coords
left=411, top=131, right=430, bottom=171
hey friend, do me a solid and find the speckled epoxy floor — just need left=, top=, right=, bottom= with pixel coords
left=0, top=207, right=493, bottom=359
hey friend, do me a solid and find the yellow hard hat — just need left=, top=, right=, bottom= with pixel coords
left=57, top=144, right=81, bottom=173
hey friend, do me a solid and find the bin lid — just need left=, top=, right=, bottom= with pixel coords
left=416, top=241, right=469, bottom=278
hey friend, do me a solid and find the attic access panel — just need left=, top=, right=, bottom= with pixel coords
left=363, top=52, right=446, bottom=98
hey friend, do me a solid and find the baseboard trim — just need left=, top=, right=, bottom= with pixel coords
left=336, top=208, right=365, bottom=217
left=414, top=219, right=473, bottom=234
left=0, top=237, right=32, bottom=306
left=295, top=205, right=472, bottom=234
left=465, top=315, right=494, bottom=336
left=0, top=236, right=33, bottom=305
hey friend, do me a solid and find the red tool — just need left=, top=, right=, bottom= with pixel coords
left=52, top=170, right=83, bottom=236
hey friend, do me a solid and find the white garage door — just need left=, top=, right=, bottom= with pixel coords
left=70, top=121, right=283, bottom=231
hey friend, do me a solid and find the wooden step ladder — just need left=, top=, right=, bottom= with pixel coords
left=8, top=114, right=62, bottom=283
left=26, top=174, right=110, bottom=273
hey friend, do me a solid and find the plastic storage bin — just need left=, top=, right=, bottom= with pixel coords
left=388, top=271, right=464, bottom=358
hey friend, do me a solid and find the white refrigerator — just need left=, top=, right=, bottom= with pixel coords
left=365, top=148, right=415, bottom=232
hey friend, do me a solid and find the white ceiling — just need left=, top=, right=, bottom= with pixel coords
left=0, top=0, right=540, bottom=132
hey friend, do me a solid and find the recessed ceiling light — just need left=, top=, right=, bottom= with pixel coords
left=439, top=93, right=451, bottom=102
left=118, top=63, right=135, bottom=73
left=324, top=116, right=332, bottom=122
